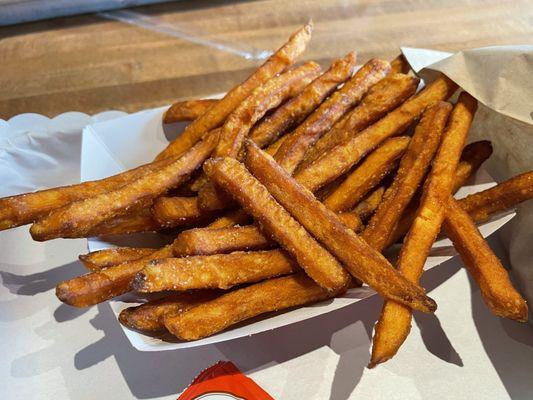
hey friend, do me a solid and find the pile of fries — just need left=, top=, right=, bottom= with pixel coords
left=2, top=22, right=532, bottom=367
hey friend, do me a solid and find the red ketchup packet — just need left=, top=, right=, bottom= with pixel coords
left=178, top=361, right=274, bottom=400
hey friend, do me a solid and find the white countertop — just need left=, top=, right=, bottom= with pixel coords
left=2, top=225, right=533, bottom=399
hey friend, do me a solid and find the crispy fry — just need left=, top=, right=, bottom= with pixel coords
left=386, top=140, right=494, bottom=246
left=249, top=52, right=358, bottom=148
left=198, top=62, right=321, bottom=211
left=164, top=272, right=340, bottom=341
left=458, top=171, right=533, bottom=222
left=207, top=209, right=251, bottom=228
left=390, top=54, right=411, bottom=74
left=444, top=198, right=528, bottom=321
left=244, top=141, right=436, bottom=313
left=353, top=186, right=386, bottom=222
left=0, top=146, right=183, bottom=231
left=370, top=92, right=477, bottom=367
left=133, top=250, right=299, bottom=292
left=452, top=140, right=493, bottom=191
left=119, top=291, right=220, bottom=332
left=30, top=132, right=218, bottom=241
left=337, top=211, right=363, bottom=232
left=79, top=247, right=156, bottom=271
left=274, top=59, right=391, bottom=174
left=155, top=23, right=313, bottom=161
left=151, top=196, right=216, bottom=228
left=323, top=136, right=411, bottom=213
left=363, top=102, right=452, bottom=251
left=163, top=99, right=218, bottom=123
left=294, top=74, right=458, bottom=192
left=173, top=225, right=275, bottom=256
left=84, top=208, right=163, bottom=238
left=300, top=73, right=419, bottom=169
left=204, top=157, right=351, bottom=292
left=215, top=62, right=321, bottom=159
left=56, top=245, right=174, bottom=307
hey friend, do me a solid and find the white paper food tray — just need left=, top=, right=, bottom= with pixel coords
left=80, top=105, right=515, bottom=351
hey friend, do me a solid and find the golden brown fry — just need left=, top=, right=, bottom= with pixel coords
left=119, top=291, right=221, bottom=332
left=386, top=140, right=493, bottom=246
left=173, top=225, right=275, bottom=256
left=198, top=63, right=321, bottom=211
left=30, top=132, right=218, bottom=241
left=353, top=186, right=386, bottom=222
left=163, top=99, right=218, bottom=123
left=323, top=136, right=411, bottom=213
left=452, top=140, right=493, bottom=192
left=443, top=198, right=528, bottom=321
left=274, top=59, right=391, bottom=174
left=300, top=73, right=419, bottom=169
left=84, top=208, right=163, bottom=238
left=79, top=247, right=156, bottom=271
left=390, top=54, right=411, bottom=74
left=0, top=147, right=182, bottom=231
left=207, top=209, right=251, bottom=228
left=164, top=272, right=340, bottom=341
left=214, top=62, right=321, bottom=159
left=204, top=157, right=351, bottom=292
left=370, top=92, right=477, bottom=367
left=133, top=250, right=299, bottom=292
left=155, top=23, right=313, bottom=161
left=363, top=102, right=452, bottom=251
left=249, top=52, right=358, bottom=148
left=337, top=211, right=364, bottom=232
left=151, top=196, right=215, bottom=228
left=56, top=245, right=174, bottom=307
left=294, top=74, right=458, bottom=192
left=458, top=171, right=533, bottom=222
left=244, top=141, right=436, bottom=313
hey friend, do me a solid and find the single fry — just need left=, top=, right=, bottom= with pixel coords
left=244, top=141, right=436, bottom=313
left=386, top=140, right=493, bottom=246
left=443, top=198, right=528, bottom=321
left=294, top=74, right=457, bottom=192
left=249, top=52, right=358, bottom=148
left=173, top=225, right=275, bottom=256
left=353, top=186, right=386, bottom=222
left=363, top=102, right=452, bottom=251
left=458, top=171, right=533, bottom=222
left=204, top=157, right=351, bottom=292
left=48, top=208, right=162, bottom=239
left=390, top=54, right=411, bottom=74
left=274, top=58, right=391, bottom=174
left=164, top=273, right=339, bottom=341
left=323, top=136, right=411, bottom=213
left=0, top=146, right=181, bottom=231
left=119, top=291, right=220, bottom=332
left=163, top=99, right=218, bottom=123
left=337, top=211, right=364, bottom=232
left=56, top=245, right=174, bottom=307
left=207, top=209, right=251, bottom=228
left=370, top=92, right=477, bottom=367
left=151, top=196, right=213, bottom=228
left=155, top=23, right=313, bottom=160
left=133, top=250, right=299, bottom=292
left=452, top=140, right=493, bottom=192
left=300, top=73, right=419, bottom=169
left=79, top=247, right=156, bottom=271
left=30, top=132, right=218, bottom=241
left=198, top=62, right=321, bottom=211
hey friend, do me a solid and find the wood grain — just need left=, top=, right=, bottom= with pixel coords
left=0, top=0, right=531, bottom=118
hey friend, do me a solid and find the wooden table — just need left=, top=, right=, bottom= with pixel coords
left=1, top=0, right=531, bottom=119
